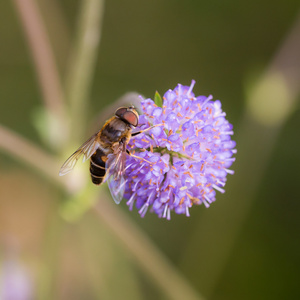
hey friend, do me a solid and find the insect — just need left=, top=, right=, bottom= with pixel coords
left=59, top=106, right=155, bottom=204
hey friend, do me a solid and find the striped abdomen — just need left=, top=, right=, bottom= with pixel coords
left=90, top=148, right=107, bottom=185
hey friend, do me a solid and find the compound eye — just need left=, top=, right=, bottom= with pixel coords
left=115, top=107, right=127, bottom=118
left=123, top=111, right=138, bottom=127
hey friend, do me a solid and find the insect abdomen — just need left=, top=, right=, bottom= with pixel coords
left=90, top=149, right=107, bottom=185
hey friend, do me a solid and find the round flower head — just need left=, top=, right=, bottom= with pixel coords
left=124, top=80, right=236, bottom=219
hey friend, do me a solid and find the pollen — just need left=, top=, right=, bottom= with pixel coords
left=183, top=171, right=193, bottom=178
left=187, top=193, right=200, bottom=204
left=179, top=197, right=185, bottom=205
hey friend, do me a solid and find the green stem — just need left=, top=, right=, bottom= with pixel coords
left=36, top=207, right=64, bottom=300
left=12, top=0, right=66, bottom=124
left=94, top=197, right=205, bottom=300
left=0, top=125, right=63, bottom=187
left=66, top=0, right=105, bottom=143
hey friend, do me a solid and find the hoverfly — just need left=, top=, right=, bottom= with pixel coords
left=59, top=106, right=154, bottom=204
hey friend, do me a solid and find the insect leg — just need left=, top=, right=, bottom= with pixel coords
left=131, top=123, right=163, bottom=137
left=126, top=149, right=153, bottom=165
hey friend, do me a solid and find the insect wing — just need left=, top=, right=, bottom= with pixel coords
left=105, top=150, right=127, bottom=204
left=59, top=133, right=99, bottom=176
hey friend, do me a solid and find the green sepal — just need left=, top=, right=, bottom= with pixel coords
left=154, top=91, right=163, bottom=107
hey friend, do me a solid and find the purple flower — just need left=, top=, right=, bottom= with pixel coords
left=125, top=80, right=236, bottom=219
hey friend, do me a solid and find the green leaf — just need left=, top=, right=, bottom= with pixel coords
left=154, top=91, right=163, bottom=107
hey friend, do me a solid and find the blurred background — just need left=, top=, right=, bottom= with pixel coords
left=0, top=0, right=300, bottom=299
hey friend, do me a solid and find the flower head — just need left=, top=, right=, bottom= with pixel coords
left=125, top=80, right=236, bottom=219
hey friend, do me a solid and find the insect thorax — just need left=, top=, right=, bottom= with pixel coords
left=101, top=118, right=131, bottom=144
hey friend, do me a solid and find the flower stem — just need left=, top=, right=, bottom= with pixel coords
left=65, top=0, right=105, bottom=143
left=36, top=208, right=64, bottom=300
left=94, top=198, right=205, bottom=300
left=0, top=125, right=63, bottom=187
left=12, top=0, right=66, bottom=121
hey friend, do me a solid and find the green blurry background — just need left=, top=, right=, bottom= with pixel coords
left=0, top=0, right=300, bottom=299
